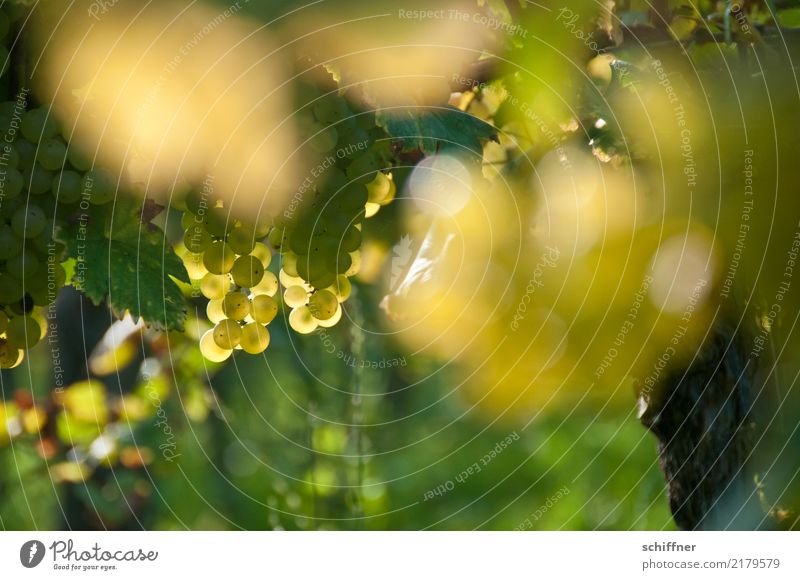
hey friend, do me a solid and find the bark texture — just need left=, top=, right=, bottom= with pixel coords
left=638, top=324, right=764, bottom=530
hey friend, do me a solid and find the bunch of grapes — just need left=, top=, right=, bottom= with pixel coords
left=0, top=3, right=140, bottom=369
left=176, top=193, right=278, bottom=362
left=180, top=75, right=398, bottom=361
left=0, top=96, right=118, bottom=368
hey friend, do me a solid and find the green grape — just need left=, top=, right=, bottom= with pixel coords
left=231, top=255, right=264, bottom=288
left=7, top=250, right=39, bottom=281
left=0, top=167, right=23, bottom=199
left=316, top=168, right=347, bottom=197
left=317, top=303, right=342, bottom=328
left=6, top=315, right=41, bottom=348
left=11, top=205, right=46, bottom=239
left=203, top=241, right=235, bottom=274
left=334, top=183, right=369, bottom=213
left=268, top=227, right=287, bottom=251
left=181, top=211, right=198, bottom=230
left=21, top=108, right=58, bottom=143
left=200, top=273, right=230, bottom=300
left=366, top=171, right=391, bottom=203
left=0, top=143, right=19, bottom=168
left=340, top=226, right=362, bottom=253
left=0, top=276, right=23, bottom=304
left=283, top=285, right=308, bottom=308
left=313, top=95, right=350, bottom=123
left=281, top=251, right=299, bottom=277
left=227, top=226, right=256, bottom=254
left=329, top=275, right=352, bottom=302
left=289, top=225, right=316, bottom=255
left=200, top=329, right=232, bottom=362
left=251, top=242, right=272, bottom=269
left=253, top=217, right=272, bottom=238
left=24, top=163, right=53, bottom=195
left=222, top=292, right=249, bottom=320
left=345, top=152, right=380, bottom=184
left=213, top=319, right=242, bottom=349
left=288, top=305, right=318, bottom=334
left=240, top=322, right=270, bottom=354
left=14, top=140, right=36, bottom=169
left=250, top=294, right=278, bottom=324
left=251, top=270, right=278, bottom=297
left=38, top=138, right=67, bottom=171
left=335, top=251, right=353, bottom=275
left=0, top=311, right=7, bottom=334
left=52, top=170, right=82, bottom=204
left=184, top=223, right=212, bottom=254
left=308, top=122, right=338, bottom=153
left=336, top=127, right=371, bottom=159
left=308, top=289, right=338, bottom=321
left=67, top=145, right=92, bottom=171
left=82, top=169, right=115, bottom=205
left=204, top=206, right=229, bottom=238
left=206, top=298, right=226, bottom=324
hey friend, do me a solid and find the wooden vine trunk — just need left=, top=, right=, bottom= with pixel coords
left=638, top=323, right=765, bottom=530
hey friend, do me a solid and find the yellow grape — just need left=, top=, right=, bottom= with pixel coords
left=203, top=241, right=236, bottom=274
left=213, top=319, right=242, bottom=349
left=308, top=289, right=338, bottom=320
left=317, top=303, right=342, bottom=328
left=200, top=273, right=231, bottom=300
left=280, top=269, right=307, bottom=288
left=289, top=306, right=318, bottom=334
left=206, top=298, right=226, bottom=324
left=366, top=171, right=391, bottom=204
left=240, top=322, right=270, bottom=354
left=251, top=271, right=279, bottom=297
left=284, top=285, right=308, bottom=308
left=223, top=292, right=250, bottom=320
left=183, top=252, right=208, bottom=280
left=251, top=242, right=272, bottom=269
left=379, top=175, right=396, bottom=206
left=328, top=275, right=352, bottom=302
left=250, top=295, right=278, bottom=324
left=200, top=329, right=232, bottom=362
left=231, top=255, right=265, bottom=288
left=0, top=339, right=23, bottom=368
left=345, top=251, right=361, bottom=276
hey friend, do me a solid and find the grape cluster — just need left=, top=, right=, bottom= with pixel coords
left=0, top=95, right=115, bottom=368
left=267, top=79, right=395, bottom=336
left=181, top=76, right=397, bottom=361
left=175, top=193, right=278, bottom=362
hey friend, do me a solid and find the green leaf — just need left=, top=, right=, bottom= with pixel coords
left=58, top=198, right=189, bottom=331
left=376, top=106, right=497, bottom=157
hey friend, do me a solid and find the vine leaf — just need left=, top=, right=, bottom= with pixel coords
left=58, top=198, right=189, bottom=331
left=376, top=106, right=496, bottom=157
